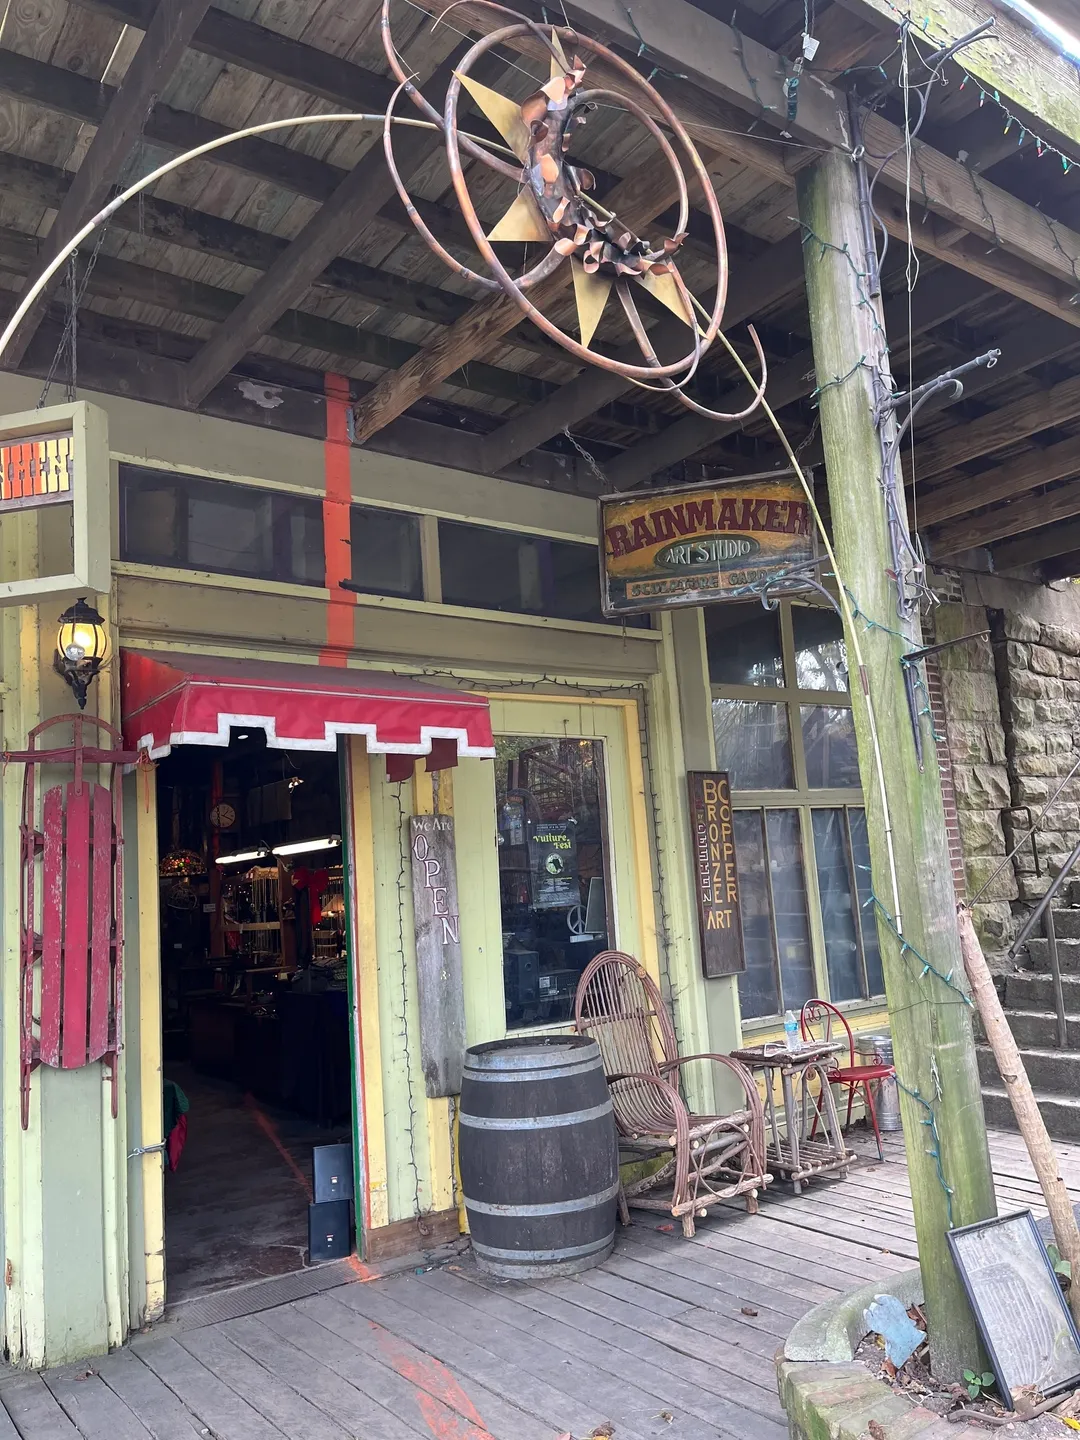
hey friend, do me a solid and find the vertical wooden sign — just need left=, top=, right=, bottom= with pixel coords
left=687, top=772, right=745, bottom=978
left=410, top=814, right=466, bottom=1097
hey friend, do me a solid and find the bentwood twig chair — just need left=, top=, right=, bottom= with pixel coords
left=574, top=951, right=770, bottom=1238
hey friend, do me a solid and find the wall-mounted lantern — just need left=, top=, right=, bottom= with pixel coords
left=54, top=597, right=110, bottom=709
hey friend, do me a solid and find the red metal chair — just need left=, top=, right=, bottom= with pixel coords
left=799, top=999, right=893, bottom=1162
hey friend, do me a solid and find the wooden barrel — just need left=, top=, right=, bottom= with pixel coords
left=459, top=1036, right=619, bottom=1279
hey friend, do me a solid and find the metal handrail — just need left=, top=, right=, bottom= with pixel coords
left=1009, top=835, right=1080, bottom=1049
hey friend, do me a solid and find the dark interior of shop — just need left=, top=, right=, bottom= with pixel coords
left=156, top=732, right=352, bottom=1301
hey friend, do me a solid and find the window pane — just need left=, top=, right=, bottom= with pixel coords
left=849, top=807, right=884, bottom=996
left=282, top=498, right=326, bottom=586
left=801, top=705, right=861, bottom=788
left=350, top=505, right=422, bottom=599
left=188, top=489, right=273, bottom=576
left=122, top=476, right=181, bottom=566
left=704, top=605, right=784, bottom=687
left=495, top=737, right=611, bottom=1030
left=734, top=812, right=778, bottom=1019
left=793, top=606, right=849, bottom=692
left=713, top=699, right=794, bottom=790
left=767, top=809, right=815, bottom=1013
left=811, top=809, right=863, bottom=1002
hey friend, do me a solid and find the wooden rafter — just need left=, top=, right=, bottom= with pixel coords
left=915, top=372, right=1080, bottom=482
left=477, top=232, right=807, bottom=474
left=349, top=150, right=699, bottom=444
left=2, top=0, right=213, bottom=367
left=919, top=433, right=1080, bottom=526
left=832, top=0, right=1080, bottom=160
left=930, top=473, right=1080, bottom=553
left=600, top=265, right=989, bottom=487
left=183, top=50, right=466, bottom=407
left=993, top=517, right=1080, bottom=573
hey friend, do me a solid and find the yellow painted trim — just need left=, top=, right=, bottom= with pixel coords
left=347, top=740, right=390, bottom=1233
left=411, top=768, right=455, bottom=1213
left=134, top=777, right=166, bottom=1323
left=110, top=454, right=597, bottom=543
left=113, top=563, right=662, bottom=643
left=620, top=699, right=661, bottom=993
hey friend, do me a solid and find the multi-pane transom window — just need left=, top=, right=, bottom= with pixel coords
left=706, top=600, right=884, bottom=1020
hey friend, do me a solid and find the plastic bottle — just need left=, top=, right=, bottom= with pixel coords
left=784, top=1010, right=799, bottom=1049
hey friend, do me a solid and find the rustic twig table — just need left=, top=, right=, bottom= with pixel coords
left=730, top=1041, right=855, bottom=1195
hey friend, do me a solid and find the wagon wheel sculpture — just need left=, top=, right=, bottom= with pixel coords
left=381, top=0, right=767, bottom=421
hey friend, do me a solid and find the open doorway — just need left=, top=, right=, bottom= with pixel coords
left=155, top=731, right=354, bottom=1302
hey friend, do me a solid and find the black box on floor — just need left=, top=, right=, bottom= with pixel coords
left=313, top=1142, right=354, bottom=1202
left=308, top=1199, right=352, bottom=1262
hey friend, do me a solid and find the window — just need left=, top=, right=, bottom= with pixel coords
left=495, top=736, right=612, bottom=1029
left=439, top=519, right=645, bottom=626
left=120, top=465, right=324, bottom=586
left=350, top=504, right=422, bottom=599
left=707, top=599, right=883, bottom=1020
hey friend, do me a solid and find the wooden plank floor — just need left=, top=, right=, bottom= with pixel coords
left=5, top=1125, right=1080, bottom=1440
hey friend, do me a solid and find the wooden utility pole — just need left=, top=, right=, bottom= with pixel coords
left=797, top=149, right=996, bottom=1380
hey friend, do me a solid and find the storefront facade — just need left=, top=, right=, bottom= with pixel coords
left=0, top=379, right=747, bottom=1368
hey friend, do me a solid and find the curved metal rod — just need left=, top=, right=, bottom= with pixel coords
left=442, top=21, right=729, bottom=377
left=380, top=0, right=524, bottom=181
left=382, top=80, right=502, bottom=291
left=573, top=87, right=690, bottom=242
left=614, top=275, right=705, bottom=393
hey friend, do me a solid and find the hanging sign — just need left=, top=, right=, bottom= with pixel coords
left=0, top=401, right=111, bottom=604
left=599, top=473, right=814, bottom=616
left=410, top=814, right=466, bottom=1098
left=687, top=772, right=744, bottom=978
left=528, top=820, right=579, bottom=909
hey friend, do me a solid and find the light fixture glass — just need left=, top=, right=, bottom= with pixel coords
left=215, top=846, right=271, bottom=866
left=271, top=836, right=342, bottom=857
left=54, top=597, right=110, bottom=709
left=159, top=848, right=206, bottom=878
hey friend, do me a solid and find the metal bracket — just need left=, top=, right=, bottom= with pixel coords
left=128, top=1142, right=167, bottom=1159
left=901, top=630, right=991, bottom=666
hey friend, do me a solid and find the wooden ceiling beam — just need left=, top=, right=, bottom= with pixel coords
left=2, top=0, right=213, bottom=367
left=599, top=263, right=988, bottom=487
left=0, top=50, right=474, bottom=254
left=915, top=372, right=1080, bottom=482
left=929, top=472, right=1080, bottom=554
left=477, top=231, right=808, bottom=474
left=349, top=151, right=695, bottom=444
left=830, top=0, right=1080, bottom=163
left=183, top=52, right=465, bottom=406
left=12, top=304, right=602, bottom=497
left=0, top=224, right=662, bottom=427
left=917, top=433, right=1080, bottom=527
left=992, top=517, right=1080, bottom=574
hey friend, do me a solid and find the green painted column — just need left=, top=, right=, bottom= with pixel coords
left=797, top=149, right=995, bottom=1381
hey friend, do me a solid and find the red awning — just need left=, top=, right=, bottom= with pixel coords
left=120, top=651, right=495, bottom=766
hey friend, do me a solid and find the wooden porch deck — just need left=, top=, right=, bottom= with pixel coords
left=4, top=1126, right=1079, bottom=1440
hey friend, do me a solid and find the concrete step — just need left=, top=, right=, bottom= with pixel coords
left=1004, top=971, right=1080, bottom=1010
left=1047, top=910, right=1080, bottom=941
left=998, top=1008, right=1080, bottom=1049
left=977, top=1042, right=1080, bottom=1092
left=982, top=1085, right=1080, bottom=1142
left=1022, top=936, right=1080, bottom=971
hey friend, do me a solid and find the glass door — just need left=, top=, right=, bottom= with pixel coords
left=453, top=697, right=654, bottom=1041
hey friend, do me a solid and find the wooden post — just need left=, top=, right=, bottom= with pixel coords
left=797, top=149, right=996, bottom=1380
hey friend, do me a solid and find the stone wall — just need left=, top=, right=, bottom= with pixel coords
left=927, top=572, right=1080, bottom=971
left=993, top=609, right=1080, bottom=908
left=932, top=600, right=1015, bottom=962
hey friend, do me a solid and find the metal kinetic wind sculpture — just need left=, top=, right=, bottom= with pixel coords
left=381, top=0, right=768, bottom=420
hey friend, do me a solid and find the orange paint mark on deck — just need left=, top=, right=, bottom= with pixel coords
left=243, top=1093, right=313, bottom=1201
left=371, top=1321, right=490, bottom=1432
left=321, top=371, right=356, bottom=667
left=346, top=1251, right=376, bottom=1282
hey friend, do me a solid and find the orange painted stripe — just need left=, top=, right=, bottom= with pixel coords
left=321, top=371, right=356, bottom=667
left=243, top=1093, right=313, bottom=1200
left=372, top=1323, right=492, bottom=1434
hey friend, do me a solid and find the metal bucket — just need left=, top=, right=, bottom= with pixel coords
left=870, top=1034, right=902, bottom=1132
